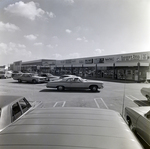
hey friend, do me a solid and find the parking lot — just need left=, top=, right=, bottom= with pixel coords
left=1, top=78, right=150, bottom=114
left=1, top=78, right=150, bottom=148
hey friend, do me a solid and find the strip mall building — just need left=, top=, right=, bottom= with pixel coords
left=10, top=51, right=150, bottom=82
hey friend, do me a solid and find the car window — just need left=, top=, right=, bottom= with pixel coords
left=66, top=78, right=73, bottom=82
left=74, top=78, right=80, bottom=82
left=12, top=102, right=22, bottom=122
left=18, top=98, right=31, bottom=113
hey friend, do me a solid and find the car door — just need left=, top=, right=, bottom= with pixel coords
left=71, top=78, right=85, bottom=89
left=136, top=115, right=150, bottom=145
left=63, top=78, right=73, bottom=88
left=22, top=74, right=32, bottom=82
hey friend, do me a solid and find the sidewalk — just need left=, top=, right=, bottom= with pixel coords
left=84, top=77, right=149, bottom=83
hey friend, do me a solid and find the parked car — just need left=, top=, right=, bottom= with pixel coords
left=50, top=74, right=77, bottom=81
left=13, top=73, right=46, bottom=83
left=0, top=71, right=12, bottom=79
left=125, top=106, right=150, bottom=146
left=141, top=87, right=150, bottom=101
left=46, top=76, right=103, bottom=91
left=0, top=102, right=143, bottom=149
left=40, top=73, right=59, bottom=81
left=0, top=95, right=40, bottom=132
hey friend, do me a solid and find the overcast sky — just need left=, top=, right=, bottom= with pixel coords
left=0, top=0, right=150, bottom=65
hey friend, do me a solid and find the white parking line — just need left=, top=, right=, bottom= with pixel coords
left=129, top=95, right=140, bottom=101
left=94, top=98, right=100, bottom=108
left=53, top=101, right=66, bottom=107
left=62, top=101, right=66, bottom=107
left=53, top=102, right=58, bottom=107
left=100, top=98, right=109, bottom=109
left=94, top=98, right=108, bottom=109
left=125, top=95, right=134, bottom=101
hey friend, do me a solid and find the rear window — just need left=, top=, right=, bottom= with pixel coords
left=12, top=98, right=31, bottom=122
left=19, top=98, right=31, bottom=113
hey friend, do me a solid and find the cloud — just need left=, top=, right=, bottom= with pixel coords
left=52, top=53, right=62, bottom=59
left=47, top=44, right=53, bottom=48
left=66, top=29, right=72, bottom=34
left=0, top=21, right=19, bottom=32
left=66, top=53, right=80, bottom=59
left=94, top=49, right=104, bottom=55
left=64, top=0, right=74, bottom=5
left=24, top=34, right=37, bottom=40
left=5, top=1, right=45, bottom=20
left=0, top=43, right=8, bottom=54
left=0, top=42, right=30, bottom=57
left=34, top=42, right=43, bottom=46
left=76, top=38, right=82, bottom=41
left=46, top=12, right=56, bottom=18
left=76, top=36, right=88, bottom=42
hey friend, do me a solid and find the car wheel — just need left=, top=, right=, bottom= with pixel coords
left=18, top=79, right=22, bottom=83
left=32, top=79, right=37, bottom=84
left=57, top=86, right=64, bottom=91
left=146, top=95, right=150, bottom=102
left=127, top=117, right=134, bottom=130
left=90, top=85, right=98, bottom=92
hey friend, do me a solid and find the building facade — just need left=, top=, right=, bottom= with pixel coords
left=11, top=51, right=150, bottom=82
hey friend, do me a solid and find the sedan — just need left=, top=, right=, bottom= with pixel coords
left=46, top=76, right=103, bottom=91
left=125, top=106, right=150, bottom=146
left=0, top=107, right=143, bottom=149
left=141, top=87, right=150, bottom=101
left=13, top=73, right=46, bottom=83
left=0, top=95, right=40, bottom=132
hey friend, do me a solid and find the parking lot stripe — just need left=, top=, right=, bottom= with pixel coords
left=125, top=95, right=134, bottom=101
left=100, top=98, right=109, bottom=109
left=94, top=98, right=100, bottom=108
left=53, top=102, right=58, bottom=107
left=129, top=95, right=140, bottom=101
left=62, top=101, right=66, bottom=107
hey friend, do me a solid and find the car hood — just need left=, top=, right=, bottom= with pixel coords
left=84, top=79, right=103, bottom=83
left=33, top=76, right=46, bottom=79
left=126, top=106, right=150, bottom=116
left=0, top=107, right=142, bottom=149
left=141, top=87, right=150, bottom=92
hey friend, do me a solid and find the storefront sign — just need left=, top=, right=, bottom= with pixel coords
left=105, top=57, right=114, bottom=62
left=121, top=53, right=149, bottom=61
left=42, top=60, right=56, bottom=66
left=85, top=59, right=93, bottom=64
left=65, top=60, right=71, bottom=64
left=79, top=59, right=84, bottom=64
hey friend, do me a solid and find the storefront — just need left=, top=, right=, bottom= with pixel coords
left=11, top=51, right=150, bottom=82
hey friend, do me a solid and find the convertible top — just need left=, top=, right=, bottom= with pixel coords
left=0, top=95, right=23, bottom=108
left=0, top=107, right=143, bottom=149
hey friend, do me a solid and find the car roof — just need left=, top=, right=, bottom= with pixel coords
left=0, top=107, right=143, bottom=149
left=0, top=95, right=23, bottom=108
left=63, top=76, right=81, bottom=80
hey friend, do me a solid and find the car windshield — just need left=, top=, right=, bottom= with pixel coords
left=0, top=0, right=150, bottom=148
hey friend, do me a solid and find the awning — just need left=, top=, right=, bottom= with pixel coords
left=72, top=64, right=83, bottom=67
left=97, top=63, right=114, bottom=67
left=115, top=62, right=138, bottom=67
left=83, top=64, right=96, bottom=67
left=140, top=62, right=149, bottom=66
